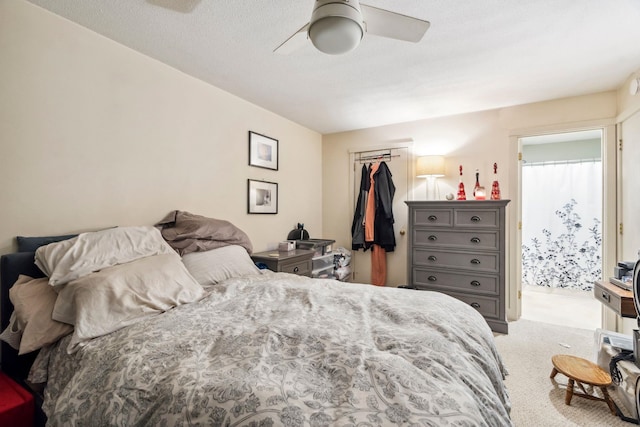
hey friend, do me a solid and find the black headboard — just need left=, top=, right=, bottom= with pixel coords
left=0, top=252, right=46, bottom=380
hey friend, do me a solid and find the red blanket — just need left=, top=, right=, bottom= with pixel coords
left=0, top=372, right=34, bottom=427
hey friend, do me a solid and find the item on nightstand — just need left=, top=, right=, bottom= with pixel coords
left=456, top=165, right=466, bottom=200
left=296, top=239, right=335, bottom=257
left=287, top=223, right=309, bottom=240
left=615, top=261, right=635, bottom=278
left=0, top=372, right=34, bottom=427
left=333, top=247, right=352, bottom=281
left=609, top=276, right=633, bottom=291
left=278, top=241, right=296, bottom=252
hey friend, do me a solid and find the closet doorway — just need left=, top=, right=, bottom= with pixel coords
left=519, top=130, right=603, bottom=329
left=349, top=146, right=409, bottom=287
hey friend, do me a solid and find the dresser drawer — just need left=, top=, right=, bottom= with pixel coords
left=414, top=229, right=499, bottom=251
left=412, top=208, right=453, bottom=227
left=413, top=248, right=499, bottom=273
left=593, top=280, right=636, bottom=317
left=413, top=269, right=499, bottom=295
left=441, top=290, right=501, bottom=319
left=454, top=208, right=499, bottom=228
left=280, top=259, right=312, bottom=276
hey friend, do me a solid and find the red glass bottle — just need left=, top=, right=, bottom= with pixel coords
left=456, top=165, right=466, bottom=200
left=491, top=163, right=501, bottom=200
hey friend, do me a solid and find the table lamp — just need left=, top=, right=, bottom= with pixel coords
left=416, top=155, right=445, bottom=200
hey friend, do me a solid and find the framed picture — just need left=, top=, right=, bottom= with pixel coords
left=247, top=179, right=278, bottom=214
left=249, top=131, right=279, bottom=170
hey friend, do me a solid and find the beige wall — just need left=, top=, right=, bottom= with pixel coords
left=323, top=92, right=617, bottom=320
left=0, top=0, right=322, bottom=255
left=617, top=71, right=640, bottom=121
left=323, top=92, right=617, bottom=247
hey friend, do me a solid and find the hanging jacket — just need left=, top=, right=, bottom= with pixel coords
left=372, top=161, right=396, bottom=252
left=364, top=162, right=380, bottom=244
left=351, top=164, right=370, bottom=250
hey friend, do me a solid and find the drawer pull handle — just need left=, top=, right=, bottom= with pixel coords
left=428, top=235, right=438, bottom=241
left=470, top=302, right=481, bottom=309
left=601, top=291, right=610, bottom=302
left=471, top=215, right=481, bottom=222
left=427, top=255, right=437, bottom=262
left=470, top=259, right=481, bottom=265
left=470, top=237, right=481, bottom=244
left=470, top=280, right=481, bottom=287
left=428, top=275, right=437, bottom=282
left=428, top=215, right=438, bottom=221
left=293, top=266, right=299, bottom=273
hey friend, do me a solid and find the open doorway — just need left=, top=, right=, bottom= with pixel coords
left=519, top=130, right=603, bottom=330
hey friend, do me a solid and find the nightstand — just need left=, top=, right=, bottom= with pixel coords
left=251, top=249, right=314, bottom=277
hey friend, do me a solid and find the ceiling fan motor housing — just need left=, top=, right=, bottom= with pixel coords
left=309, top=0, right=365, bottom=55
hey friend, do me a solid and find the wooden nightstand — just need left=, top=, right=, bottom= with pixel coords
left=251, top=249, right=314, bottom=277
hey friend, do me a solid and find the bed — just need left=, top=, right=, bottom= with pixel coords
left=1, top=220, right=512, bottom=426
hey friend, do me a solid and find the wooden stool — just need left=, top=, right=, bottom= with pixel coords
left=550, top=354, right=616, bottom=414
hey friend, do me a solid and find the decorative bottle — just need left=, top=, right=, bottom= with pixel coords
left=456, top=165, right=466, bottom=200
left=473, top=169, right=481, bottom=198
left=491, top=163, right=501, bottom=200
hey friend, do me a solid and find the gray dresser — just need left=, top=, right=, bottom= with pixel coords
left=406, top=200, right=510, bottom=333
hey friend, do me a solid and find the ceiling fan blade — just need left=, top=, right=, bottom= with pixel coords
left=274, top=23, right=310, bottom=54
left=361, top=4, right=429, bottom=43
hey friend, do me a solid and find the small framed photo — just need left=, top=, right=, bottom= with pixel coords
left=249, top=131, right=279, bottom=171
left=247, top=179, right=278, bottom=214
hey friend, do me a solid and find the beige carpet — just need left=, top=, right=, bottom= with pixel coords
left=494, top=319, right=634, bottom=426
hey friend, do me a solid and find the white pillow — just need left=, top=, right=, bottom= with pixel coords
left=53, top=253, right=204, bottom=353
left=181, top=245, right=260, bottom=289
left=35, top=226, right=175, bottom=286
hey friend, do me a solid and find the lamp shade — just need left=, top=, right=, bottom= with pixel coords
left=416, top=155, right=445, bottom=177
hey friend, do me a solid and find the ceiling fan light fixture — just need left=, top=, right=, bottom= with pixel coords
left=308, top=1, right=364, bottom=55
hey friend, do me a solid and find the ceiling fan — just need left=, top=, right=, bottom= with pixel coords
left=274, top=0, right=430, bottom=55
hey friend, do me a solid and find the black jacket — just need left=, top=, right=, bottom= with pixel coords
left=372, top=161, right=396, bottom=252
left=351, top=164, right=370, bottom=250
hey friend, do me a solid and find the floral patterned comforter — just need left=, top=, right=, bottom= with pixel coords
left=31, top=272, right=512, bottom=426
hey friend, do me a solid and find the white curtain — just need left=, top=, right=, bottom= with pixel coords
left=521, top=161, right=602, bottom=290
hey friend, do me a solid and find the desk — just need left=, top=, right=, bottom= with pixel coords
left=594, top=280, right=637, bottom=318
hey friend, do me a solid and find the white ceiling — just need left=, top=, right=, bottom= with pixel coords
left=25, top=0, right=640, bottom=134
